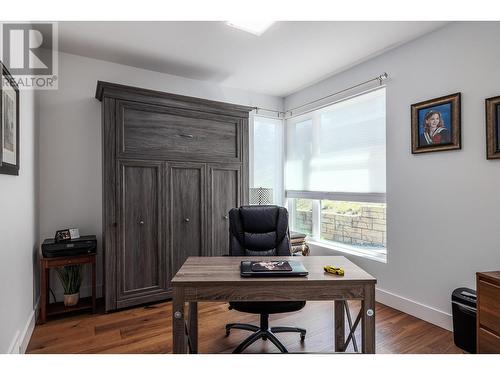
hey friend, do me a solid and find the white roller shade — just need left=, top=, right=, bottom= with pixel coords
left=285, top=88, right=386, bottom=195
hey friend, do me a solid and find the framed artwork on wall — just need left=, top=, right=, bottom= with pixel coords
left=411, top=93, right=461, bottom=154
left=486, top=95, right=500, bottom=160
left=0, top=62, right=20, bottom=175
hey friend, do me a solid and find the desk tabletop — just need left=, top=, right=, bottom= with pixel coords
left=171, top=256, right=376, bottom=286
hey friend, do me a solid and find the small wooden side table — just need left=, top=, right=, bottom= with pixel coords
left=39, top=253, right=96, bottom=324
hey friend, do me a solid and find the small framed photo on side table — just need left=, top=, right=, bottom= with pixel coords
left=486, top=95, right=500, bottom=160
left=411, top=93, right=461, bottom=154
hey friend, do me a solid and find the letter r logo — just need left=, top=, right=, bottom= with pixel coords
left=2, top=23, right=53, bottom=75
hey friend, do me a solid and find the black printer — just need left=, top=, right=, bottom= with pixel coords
left=41, top=235, right=97, bottom=258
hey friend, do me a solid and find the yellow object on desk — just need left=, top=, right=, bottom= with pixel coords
left=324, top=265, right=345, bottom=276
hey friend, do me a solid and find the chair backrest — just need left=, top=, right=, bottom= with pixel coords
left=228, top=205, right=291, bottom=256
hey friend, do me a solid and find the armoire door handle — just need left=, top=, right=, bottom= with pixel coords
left=179, top=134, right=194, bottom=139
left=184, top=218, right=190, bottom=223
left=223, top=215, right=228, bottom=220
left=139, top=220, right=144, bottom=225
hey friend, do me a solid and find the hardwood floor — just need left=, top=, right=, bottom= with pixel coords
left=26, top=300, right=462, bottom=354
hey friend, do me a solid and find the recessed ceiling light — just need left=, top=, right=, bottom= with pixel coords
left=226, top=20, right=275, bottom=36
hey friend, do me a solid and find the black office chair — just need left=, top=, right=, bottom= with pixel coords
left=225, top=205, right=306, bottom=353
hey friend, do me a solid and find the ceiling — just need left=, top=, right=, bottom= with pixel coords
left=58, top=21, right=448, bottom=97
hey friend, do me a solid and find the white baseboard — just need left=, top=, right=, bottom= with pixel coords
left=376, top=287, right=452, bottom=331
left=7, top=297, right=39, bottom=354
left=7, top=330, right=21, bottom=354
left=20, top=298, right=39, bottom=353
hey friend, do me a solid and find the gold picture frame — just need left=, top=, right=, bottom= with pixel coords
left=411, top=93, right=461, bottom=154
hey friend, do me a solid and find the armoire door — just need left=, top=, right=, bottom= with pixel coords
left=116, top=159, right=170, bottom=308
left=168, top=163, right=206, bottom=279
left=208, top=164, right=241, bottom=257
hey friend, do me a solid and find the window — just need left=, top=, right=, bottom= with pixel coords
left=250, top=115, right=284, bottom=205
left=286, top=88, right=386, bottom=255
left=291, top=198, right=313, bottom=235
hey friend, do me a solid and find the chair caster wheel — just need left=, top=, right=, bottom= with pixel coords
left=262, top=336, right=268, bottom=341
left=225, top=330, right=230, bottom=337
left=300, top=334, right=306, bottom=341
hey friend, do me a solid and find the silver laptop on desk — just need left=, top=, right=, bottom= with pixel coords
left=240, top=260, right=309, bottom=277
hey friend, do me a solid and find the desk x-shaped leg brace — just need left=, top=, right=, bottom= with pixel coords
left=341, top=301, right=362, bottom=353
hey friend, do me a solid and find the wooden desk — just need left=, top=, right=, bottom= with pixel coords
left=39, top=254, right=97, bottom=324
left=171, top=256, right=377, bottom=354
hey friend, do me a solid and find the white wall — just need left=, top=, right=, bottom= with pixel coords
left=0, top=89, right=38, bottom=353
left=286, top=22, right=500, bottom=329
left=37, top=52, right=283, bottom=300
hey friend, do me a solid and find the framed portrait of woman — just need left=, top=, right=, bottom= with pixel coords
left=411, top=93, right=461, bottom=154
left=0, top=62, right=20, bottom=175
left=486, top=95, right=500, bottom=160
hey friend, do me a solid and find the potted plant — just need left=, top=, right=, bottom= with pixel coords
left=56, top=265, right=83, bottom=307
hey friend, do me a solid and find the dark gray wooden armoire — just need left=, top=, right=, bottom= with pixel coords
left=96, top=81, right=251, bottom=311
